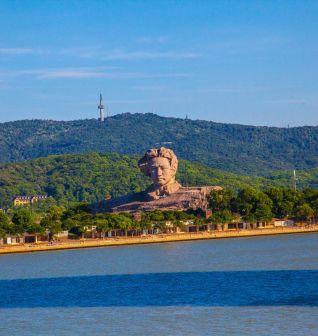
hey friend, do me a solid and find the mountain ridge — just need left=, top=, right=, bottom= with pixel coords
left=1, top=113, right=318, bottom=175
left=2, top=113, right=316, bottom=129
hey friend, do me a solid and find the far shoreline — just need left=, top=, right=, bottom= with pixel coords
left=1, top=226, right=318, bottom=255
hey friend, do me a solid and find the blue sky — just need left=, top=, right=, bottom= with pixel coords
left=0, top=0, right=317, bottom=126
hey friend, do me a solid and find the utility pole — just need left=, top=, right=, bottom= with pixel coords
left=293, top=169, right=298, bottom=191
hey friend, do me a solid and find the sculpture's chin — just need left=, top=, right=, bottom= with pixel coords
left=155, top=179, right=171, bottom=187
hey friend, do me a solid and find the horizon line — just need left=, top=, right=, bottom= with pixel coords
left=0, top=112, right=316, bottom=129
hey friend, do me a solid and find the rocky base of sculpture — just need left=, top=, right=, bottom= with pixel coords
left=98, top=186, right=221, bottom=213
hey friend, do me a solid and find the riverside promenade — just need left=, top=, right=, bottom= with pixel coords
left=1, top=225, right=318, bottom=255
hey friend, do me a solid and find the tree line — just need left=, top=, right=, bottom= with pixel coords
left=208, top=187, right=318, bottom=224
left=1, top=187, right=317, bottom=241
left=0, top=203, right=200, bottom=240
left=2, top=152, right=318, bottom=209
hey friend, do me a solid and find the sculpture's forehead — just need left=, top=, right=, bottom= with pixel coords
left=150, top=157, right=170, bottom=168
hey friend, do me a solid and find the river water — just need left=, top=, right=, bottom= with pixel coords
left=0, top=233, right=318, bottom=335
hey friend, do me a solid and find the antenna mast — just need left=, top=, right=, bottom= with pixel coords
left=98, top=93, right=105, bottom=124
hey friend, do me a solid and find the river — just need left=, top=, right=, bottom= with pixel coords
left=0, top=233, right=317, bottom=335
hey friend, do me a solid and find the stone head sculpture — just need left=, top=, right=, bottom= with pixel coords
left=138, top=147, right=181, bottom=198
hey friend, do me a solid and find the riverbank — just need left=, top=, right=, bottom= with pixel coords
left=1, top=226, right=318, bottom=255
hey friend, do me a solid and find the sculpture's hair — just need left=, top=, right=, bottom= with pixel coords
left=138, top=147, right=178, bottom=177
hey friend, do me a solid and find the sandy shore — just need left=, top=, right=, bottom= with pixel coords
left=1, top=226, right=318, bottom=255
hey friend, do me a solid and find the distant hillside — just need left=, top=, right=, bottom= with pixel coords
left=0, top=152, right=292, bottom=209
left=1, top=113, right=318, bottom=174
left=1, top=152, right=318, bottom=209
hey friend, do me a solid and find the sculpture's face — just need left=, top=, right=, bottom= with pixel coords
left=150, top=157, right=173, bottom=186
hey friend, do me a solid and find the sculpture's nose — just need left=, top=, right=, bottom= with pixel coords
left=157, top=167, right=163, bottom=176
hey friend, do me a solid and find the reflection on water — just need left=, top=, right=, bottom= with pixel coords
left=1, top=270, right=318, bottom=308
left=0, top=233, right=317, bottom=335
left=1, top=307, right=316, bottom=336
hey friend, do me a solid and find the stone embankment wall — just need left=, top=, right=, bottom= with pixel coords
left=0, top=225, right=317, bottom=255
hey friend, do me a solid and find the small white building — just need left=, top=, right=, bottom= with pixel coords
left=56, top=231, right=69, bottom=238
left=4, top=236, right=25, bottom=244
left=273, top=219, right=294, bottom=227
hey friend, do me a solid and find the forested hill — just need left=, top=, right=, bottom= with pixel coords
left=1, top=152, right=318, bottom=209
left=1, top=113, right=318, bottom=175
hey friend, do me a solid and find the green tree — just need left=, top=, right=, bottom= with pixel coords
left=41, top=205, right=65, bottom=241
left=149, top=210, right=165, bottom=222
left=93, top=216, right=110, bottom=238
left=62, top=217, right=81, bottom=231
left=11, top=208, right=35, bottom=235
left=140, top=217, right=152, bottom=233
left=69, top=226, right=87, bottom=239
left=254, top=193, right=273, bottom=222
left=232, top=188, right=256, bottom=217
left=309, top=198, right=318, bottom=221
left=176, top=211, right=192, bottom=220
left=266, top=188, right=301, bottom=218
left=208, top=188, right=233, bottom=212
left=110, top=214, right=133, bottom=236
left=233, top=188, right=273, bottom=222
left=172, top=219, right=186, bottom=232
left=210, top=210, right=233, bottom=224
left=294, top=203, right=314, bottom=223
left=0, top=212, right=11, bottom=238
left=163, top=211, right=177, bottom=221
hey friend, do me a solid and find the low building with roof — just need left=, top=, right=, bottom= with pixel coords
left=13, top=195, right=48, bottom=207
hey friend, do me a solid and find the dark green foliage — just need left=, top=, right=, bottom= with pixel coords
left=93, top=215, right=110, bottom=235
left=2, top=113, right=318, bottom=175
left=0, top=211, right=11, bottom=237
left=264, top=188, right=302, bottom=218
left=294, top=204, right=314, bottom=222
left=231, top=188, right=273, bottom=222
left=0, top=153, right=151, bottom=208
left=69, top=226, right=87, bottom=239
left=40, top=205, right=64, bottom=241
left=2, top=151, right=318, bottom=209
left=2, top=184, right=318, bottom=238
left=210, top=210, right=233, bottom=224
left=11, top=208, right=38, bottom=234
left=109, top=214, right=134, bottom=234
left=209, top=186, right=318, bottom=222
left=0, top=205, right=198, bottom=238
left=147, top=210, right=165, bottom=222
left=208, top=189, right=233, bottom=212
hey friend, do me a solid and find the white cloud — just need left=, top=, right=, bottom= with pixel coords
left=101, top=50, right=200, bottom=61
left=0, top=46, right=200, bottom=61
left=58, top=48, right=101, bottom=58
left=9, top=67, right=190, bottom=80
left=0, top=48, right=49, bottom=55
left=61, top=48, right=200, bottom=60
left=21, top=67, right=115, bottom=79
